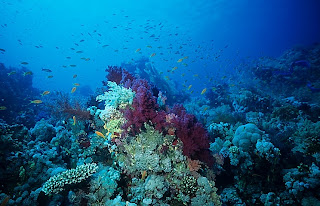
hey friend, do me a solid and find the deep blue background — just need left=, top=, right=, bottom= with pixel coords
left=0, top=0, right=319, bottom=94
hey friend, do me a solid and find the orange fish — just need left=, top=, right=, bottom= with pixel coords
left=73, top=83, right=80, bottom=86
left=141, top=170, right=147, bottom=180
left=30, top=100, right=42, bottom=104
left=71, top=87, right=77, bottom=93
left=177, top=58, right=183, bottom=63
left=150, top=53, right=156, bottom=57
left=135, top=48, right=141, bottom=52
left=41, top=91, right=50, bottom=96
left=72, top=116, right=76, bottom=125
left=95, top=131, right=105, bottom=139
left=201, top=88, right=207, bottom=95
left=73, top=74, right=77, bottom=78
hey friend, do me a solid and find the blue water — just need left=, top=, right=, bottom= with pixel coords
left=1, top=0, right=319, bottom=93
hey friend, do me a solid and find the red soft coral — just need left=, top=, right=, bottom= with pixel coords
left=122, top=79, right=169, bottom=135
left=171, top=104, right=213, bottom=166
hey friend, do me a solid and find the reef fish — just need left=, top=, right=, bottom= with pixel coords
left=95, top=131, right=105, bottom=139
left=30, top=100, right=42, bottom=104
left=42, top=68, right=52, bottom=72
left=41, top=91, right=50, bottom=96
left=141, top=170, right=147, bottom=180
left=201, top=88, right=207, bottom=95
left=21, top=62, right=29, bottom=65
left=73, top=74, right=77, bottom=78
left=72, top=116, right=76, bottom=125
left=135, top=48, right=141, bottom=52
left=0, top=106, right=7, bottom=110
left=71, top=87, right=77, bottom=93
left=150, top=53, right=156, bottom=57
left=23, top=71, right=33, bottom=76
left=7, top=71, right=16, bottom=76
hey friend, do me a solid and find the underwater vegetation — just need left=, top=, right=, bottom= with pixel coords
left=1, top=44, right=320, bottom=206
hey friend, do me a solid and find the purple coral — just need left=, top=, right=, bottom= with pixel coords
left=122, top=79, right=168, bottom=135
left=171, top=104, right=213, bottom=166
left=104, top=66, right=134, bottom=85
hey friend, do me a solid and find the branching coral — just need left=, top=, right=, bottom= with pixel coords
left=42, top=163, right=98, bottom=195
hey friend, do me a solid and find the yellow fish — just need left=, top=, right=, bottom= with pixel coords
left=203, top=107, right=209, bottom=112
left=135, top=48, right=141, bottom=52
left=30, top=100, right=42, bottom=104
left=72, top=116, right=76, bottom=125
left=187, top=85, right=192, bottom=90
left=172, top=66, right=178, bottom=71
left=201, top=88, right=207, bottom=95
left=41, top=91, right=50, bottom=96
left=71, top=87, right=77, bottom=93
left=183, top=56, right=189, bottom=59
left=150, top=53, right=156, bottom=57
left=73, top=83, right=80, bottom=86
left=164, top=76, right=170, bottom=80
left=177, top=58, right=183, bottom=63
left=0, top=106, right=7, bottom=110
left=95, top=131, right=105, bottom=139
